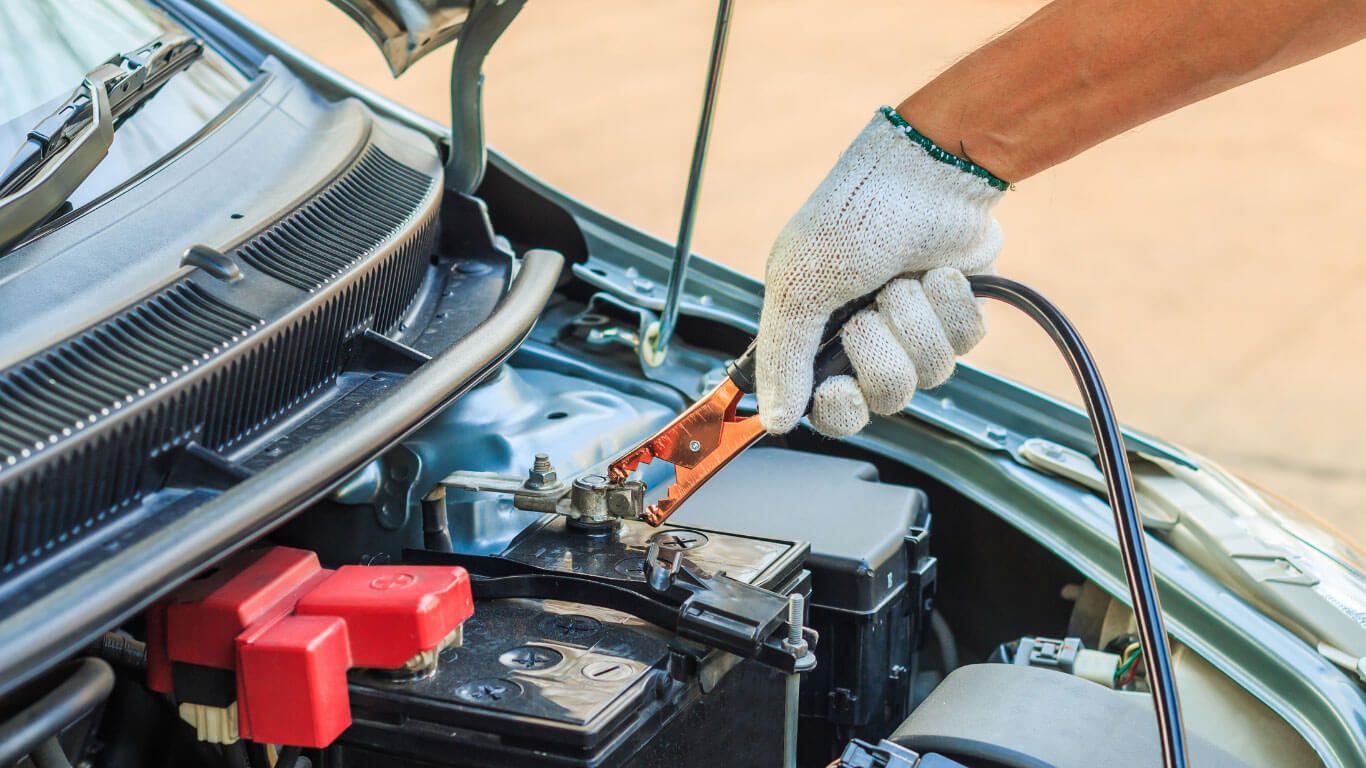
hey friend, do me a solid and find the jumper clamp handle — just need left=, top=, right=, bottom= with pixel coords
left=609, top=293, right=875, bottom=525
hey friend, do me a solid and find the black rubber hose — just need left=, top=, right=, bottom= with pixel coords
left=968, top=274, right=1187, bottom=768
left=0, top=657, right=114, bottom=767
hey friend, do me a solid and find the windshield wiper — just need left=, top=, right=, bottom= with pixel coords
left=0, top=32, right=203, bottom=249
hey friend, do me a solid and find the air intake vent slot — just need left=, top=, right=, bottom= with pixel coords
left=0, top=283, right=259, bottom=463
left=236, top=146, right=433, bottom=291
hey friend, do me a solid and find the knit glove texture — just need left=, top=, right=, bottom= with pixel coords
left=756, top=109, right=1005, bottom=436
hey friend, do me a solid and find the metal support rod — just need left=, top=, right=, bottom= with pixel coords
left=783, top=673, right=800, bottom=768
left=970, top=275, right=1187, bottom=768
left=653, top=0, right=735, bottom=358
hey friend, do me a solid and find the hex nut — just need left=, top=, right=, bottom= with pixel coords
left=525, top=467, right=558, bottom=489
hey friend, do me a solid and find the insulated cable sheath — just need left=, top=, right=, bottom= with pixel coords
left=722, top=274, right=1186, bottom=766
left=967, top=274, right=1187, bottom=768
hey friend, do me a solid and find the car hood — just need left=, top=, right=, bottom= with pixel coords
left=324, top=0, right=472, bottom=77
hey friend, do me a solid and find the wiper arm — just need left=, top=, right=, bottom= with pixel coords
left=0, top=32, right=204, bottom=248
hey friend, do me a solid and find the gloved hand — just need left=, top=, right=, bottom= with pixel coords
left=756, top=107, right=1007, bottom=436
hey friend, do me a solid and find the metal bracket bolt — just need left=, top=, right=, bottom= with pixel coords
left=783, top=593, right=816, bottom=672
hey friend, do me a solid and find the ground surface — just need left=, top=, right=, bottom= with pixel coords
left=232, top=0, right=1366, bottom=545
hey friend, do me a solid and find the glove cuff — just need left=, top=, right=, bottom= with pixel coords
left=878, top=106, right=1013, bottom=192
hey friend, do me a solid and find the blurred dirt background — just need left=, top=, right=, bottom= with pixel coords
left=232, top=0, right=1366, bottom=544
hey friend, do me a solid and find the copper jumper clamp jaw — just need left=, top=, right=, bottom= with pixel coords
left=606, top=351, right=765, bottom=525
left=441, top=364, right=764, bottom=529
left=608, top=294, right=875, bottom=526
left=445, top=297, right=872, bottom=528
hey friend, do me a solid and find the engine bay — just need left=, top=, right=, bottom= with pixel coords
left=0, top=8, right=1337, bottom=765
left=42, top=358, right=1312, bottom=768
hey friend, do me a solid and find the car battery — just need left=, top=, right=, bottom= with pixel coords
left=330, top=515, right=810, bottom=767
left=672, top=448, right=936, bottom=764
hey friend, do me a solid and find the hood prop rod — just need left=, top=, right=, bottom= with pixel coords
left=651, top=0, right=735, bottom=362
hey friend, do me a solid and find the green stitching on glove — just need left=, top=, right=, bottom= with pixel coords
left=879, top=106, right=1012, bottom=191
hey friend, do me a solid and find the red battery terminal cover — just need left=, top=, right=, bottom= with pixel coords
left=146, top=546, right=472, bottom=748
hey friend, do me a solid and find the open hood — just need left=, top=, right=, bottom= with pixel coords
left=326, top=0, right=470, bottom=77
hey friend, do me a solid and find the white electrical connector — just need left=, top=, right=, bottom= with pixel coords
left=1010, top=636, right=1127, bottom=689
left=1074, top=648, right=1125, bottom=688
left=178, top=700, right=239, bottom=744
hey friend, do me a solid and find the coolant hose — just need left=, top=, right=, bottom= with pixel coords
left=969, top=274, right=1187, bottom=768
left=0, top=657, right=113, bottom=766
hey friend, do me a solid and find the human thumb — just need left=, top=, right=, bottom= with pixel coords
left=755, top=289, right=831, bottom=434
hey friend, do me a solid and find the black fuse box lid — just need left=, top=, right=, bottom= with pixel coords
left=668, top=448, right=927, bottom=614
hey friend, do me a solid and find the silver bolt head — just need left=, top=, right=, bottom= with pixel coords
left=526, top=470, right=557, bottom=489
left=575, top=474, right=610, bottom=490
left=688, top=440, right=702, bottom=452
left=525, top=454, right=558, bottom=489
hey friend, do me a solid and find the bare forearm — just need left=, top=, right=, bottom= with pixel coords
left=901, top=0, right=1366, bottom=181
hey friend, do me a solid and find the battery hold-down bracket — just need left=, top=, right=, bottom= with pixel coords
left=408, top=537, right=817, bottom=674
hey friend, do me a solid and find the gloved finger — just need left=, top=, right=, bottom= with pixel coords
left=878, top=277, right=958, bottom=388
left=841, top=307, right=918, bottom=415
left=755, top=303, right=830, bottom=434
left=810, top=375, right=870, bottom=437
left=921, top=267, right=986, bottom=354
left=955, top=218, right=1003, bottom=276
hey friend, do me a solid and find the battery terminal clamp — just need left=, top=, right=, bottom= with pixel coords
left=442, top=453, right=647, bottom=530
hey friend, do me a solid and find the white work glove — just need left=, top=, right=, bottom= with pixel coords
left=756, top=107, right=1007, bottom=437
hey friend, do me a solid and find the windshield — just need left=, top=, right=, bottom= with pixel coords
left=0, top=0, right=248, bottom=213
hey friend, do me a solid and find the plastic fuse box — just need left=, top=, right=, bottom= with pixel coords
left=671, top=447, right=936, bottom=763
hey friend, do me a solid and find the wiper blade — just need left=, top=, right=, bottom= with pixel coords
left=0, top=32, right=204, bottom=248
left=0, top=32, right=204, bottom=196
